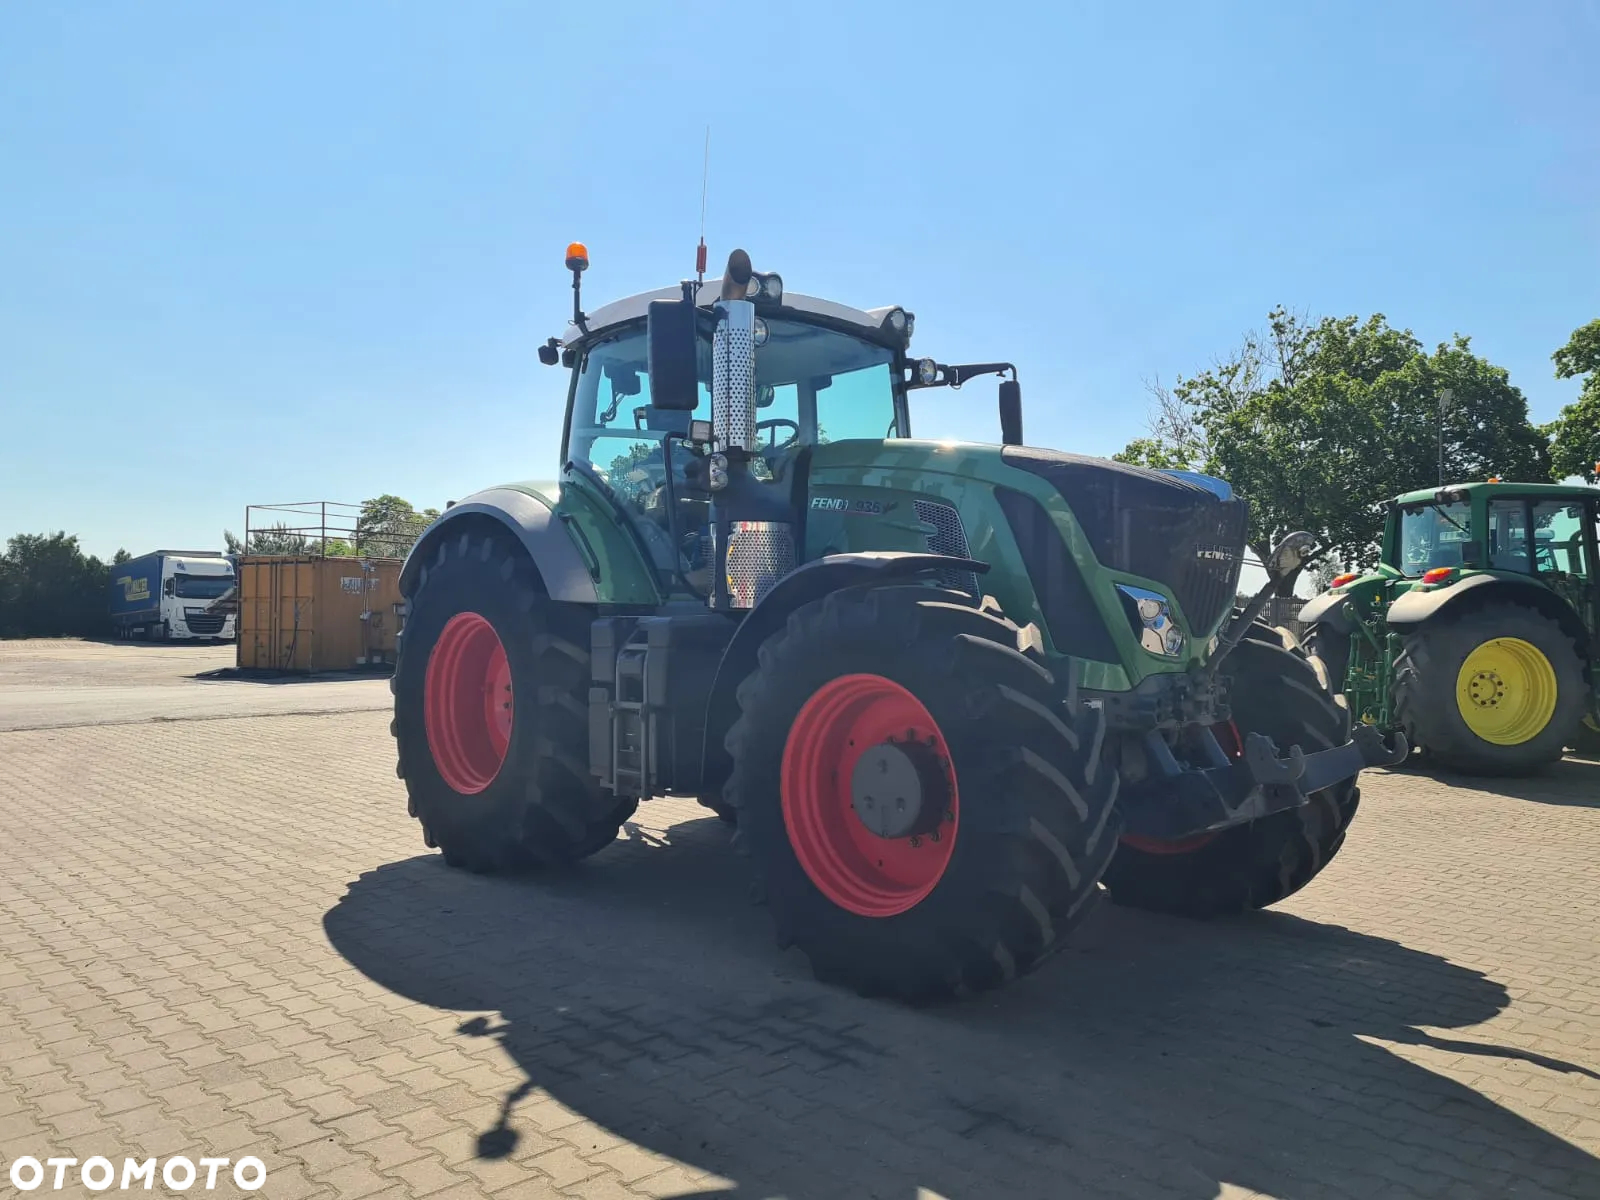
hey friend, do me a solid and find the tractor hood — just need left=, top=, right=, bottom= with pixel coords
left=999, top=447, right=1250, bottom=638
left=803, top=438, right=1249, bottom=651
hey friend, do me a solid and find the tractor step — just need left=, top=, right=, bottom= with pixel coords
left=588, top=614, right=733, bottom=800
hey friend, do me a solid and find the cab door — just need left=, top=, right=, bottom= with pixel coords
left=1586, top=496, right=1600, bottom=657
left=1528, top=496, right=1598, bottom=663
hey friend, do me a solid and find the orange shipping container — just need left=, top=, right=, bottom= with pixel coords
left=237, top=556, right=406, bottom=673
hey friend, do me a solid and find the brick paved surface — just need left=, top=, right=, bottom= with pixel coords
left=1, top=642, right=1598, bottom=1198
left=0, top=641, right=386, bottom=733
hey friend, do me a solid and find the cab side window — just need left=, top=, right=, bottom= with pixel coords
left=566, top=333, right=712, bottom=576
left=1530, top=501, right=1590, bottom=580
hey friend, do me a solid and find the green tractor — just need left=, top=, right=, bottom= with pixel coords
left=1301, top=480, right=1600, bottom=775
left=390, top=245, right=1401, bottom=1001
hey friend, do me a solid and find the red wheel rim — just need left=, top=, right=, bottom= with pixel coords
left=1118, top=720, right=1241, bottom=855
left=424, top=612, right=513, bottom=795
left=780, top=674, right=958, bottom=918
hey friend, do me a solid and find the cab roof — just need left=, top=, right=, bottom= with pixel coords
left=1394, top=480, right=1598, bottom=506
left=563, top=284, right=906, bottom=347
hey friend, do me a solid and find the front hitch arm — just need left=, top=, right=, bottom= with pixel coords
left=1119, top=723, right=1409, bottom=841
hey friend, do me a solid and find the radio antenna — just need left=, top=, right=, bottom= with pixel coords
left=695, top=126, right=710, bottom=285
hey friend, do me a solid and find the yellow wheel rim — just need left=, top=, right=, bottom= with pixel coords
left=1455, top=638, right=1559, bottom=745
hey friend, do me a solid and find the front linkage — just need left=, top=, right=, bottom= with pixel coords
left=1118, top=532, right=1408, bottom=843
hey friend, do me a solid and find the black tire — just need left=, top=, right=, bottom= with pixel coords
left=1101, top=623, right=1360, bottom=918
left=391, top=528, right=634, bottom=871
left=1393, top=603, right=1587, bottom=776
left=723, top=585, right=1121, bottom=1003
left=1302, top=621, right=1349, bottom=698
left=1572, top=717, right=1600, bottom=759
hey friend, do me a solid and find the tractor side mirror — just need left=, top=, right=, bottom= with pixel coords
left=998, top=379, right=1024, bottom=446
left=647, top=299, right=699, bottom=411
left=1267, top=531, right=1316, bottom=579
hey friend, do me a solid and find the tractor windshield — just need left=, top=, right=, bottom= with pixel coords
left=565, top=320, right=904, bottom=493
left=1397, top=502, right=1473, bottom=576
left=563, top=319, right=905, bottom=582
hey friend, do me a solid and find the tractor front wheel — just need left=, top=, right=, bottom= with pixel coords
left=391, top=529, right=634, bottom=871
left=1302, top=622, right=1349, bottom=699
left=724, top=586, right=1120, bottom=1002
left=1393, top=604, right=1587, bottom=775
left=1101, top=624, right=1360, bottom=918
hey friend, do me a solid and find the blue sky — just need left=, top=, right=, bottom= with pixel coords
left=2, top=1, right=1596, bottom=560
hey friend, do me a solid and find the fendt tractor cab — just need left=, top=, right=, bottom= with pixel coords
left=1302, top=479, right=1600, bottom=775
left=390, top=246, right=1402, bottom=1001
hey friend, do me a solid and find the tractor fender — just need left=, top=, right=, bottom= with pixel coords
left=1298, top=589, right=1355, bottom=633
left=697, top=551, right=990, bottom=798
left=398, top=487, right=599, bottom=603
left=1386, top=573, right=1591, bottom=655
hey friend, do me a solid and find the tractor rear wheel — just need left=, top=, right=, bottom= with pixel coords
left=723, top=585, right=1120, bottom=1003
left=391, top=529, right=634, bottom=871
left=1572, top=715, right=1600, bottom=759
left=1393, top=604, right=1587, bottom=775
left=1101, top=624, right=1360, bottom=918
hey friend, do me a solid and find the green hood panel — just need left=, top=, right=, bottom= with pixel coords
left=806, top=440, right=1214, bottom=689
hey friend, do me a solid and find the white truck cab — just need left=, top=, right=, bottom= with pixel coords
left=111, top=551, right=237, bottom=641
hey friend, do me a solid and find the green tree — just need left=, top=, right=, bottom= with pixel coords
left=112, top=548, right=132, bottom=566
left=0, top=533, right=112, bottom=639
left=1117, top=307, right=1550, bottom=587
left=1544, top=319, right=1600, bottom=484
left=1308, top=558, right=1347, bottom=592
left=230, top=523, right=316, bottom=556
left=356, top=495, right=439, bottom=558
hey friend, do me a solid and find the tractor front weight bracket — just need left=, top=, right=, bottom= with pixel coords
left=1120, top=723, right=1408, bottom=841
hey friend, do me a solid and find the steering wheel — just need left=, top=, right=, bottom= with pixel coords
left=755, top=418, right=800, bottom=450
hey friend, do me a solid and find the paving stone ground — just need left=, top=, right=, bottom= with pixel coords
left=0, top=640, right=1597, bottom=1199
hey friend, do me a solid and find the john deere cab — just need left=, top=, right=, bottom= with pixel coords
left=389, top=245, right=1401, bottom=1001
left=1302, top=479, right=1600, bottom=775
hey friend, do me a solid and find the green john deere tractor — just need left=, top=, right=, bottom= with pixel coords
left=1301, top=480, right=1600, bottom=775
left=389, top=245, right=1402, bottom=1001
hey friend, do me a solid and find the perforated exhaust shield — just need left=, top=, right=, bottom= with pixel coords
left=722, top=521, right=796, bottom=609
left=713, top=299, right=758, bottom=452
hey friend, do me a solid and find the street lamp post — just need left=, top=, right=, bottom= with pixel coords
left=1437, top=388, right=1455, bottom=486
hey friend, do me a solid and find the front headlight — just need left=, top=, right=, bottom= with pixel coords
left=1116, top=584, right=1187, bottom=658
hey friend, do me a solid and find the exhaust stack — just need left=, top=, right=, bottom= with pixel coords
left=712, top=250, right=759, bottom=453
left=707, top=249, right=792, bottom=609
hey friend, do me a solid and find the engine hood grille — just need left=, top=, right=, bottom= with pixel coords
left=1000, top=448, right=1248, bottom=638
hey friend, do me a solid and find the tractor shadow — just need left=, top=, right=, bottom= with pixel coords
left=324, top=818, right=1600, bottom=1200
